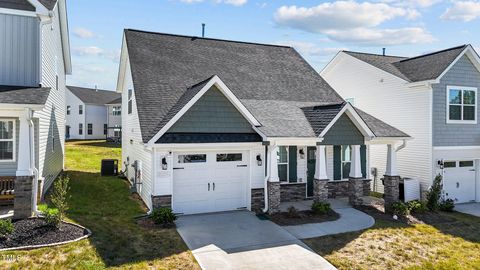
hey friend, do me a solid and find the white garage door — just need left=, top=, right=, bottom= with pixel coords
left=443, top=160, right=476, bottom=203
left=172, top=151, right=249, bottom=215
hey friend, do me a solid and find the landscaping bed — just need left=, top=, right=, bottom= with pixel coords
left=268, top=209, right=340, bottom=226
left=0, top=218, right=89, bottom=250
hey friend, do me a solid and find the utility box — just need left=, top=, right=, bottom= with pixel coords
left=400, top=178, right=420, bottom=202
left=101, top=159, right=118, bottom=176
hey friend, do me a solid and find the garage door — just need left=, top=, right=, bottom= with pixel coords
left=443, top=160, right=476, bottom=203
left=172, top=151, right=249, bottom=215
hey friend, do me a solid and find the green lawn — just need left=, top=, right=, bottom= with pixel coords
left=3, top=140, right=199, bottom=270
left=304, top=207, right=480, bottom=270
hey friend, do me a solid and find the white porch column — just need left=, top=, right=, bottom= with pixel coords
left=269, top=145, right=279, bottom=182
left=349, top=145, right=362, bottom=178
left=16, top=109, right=32, bottom=176
left=385, top=144, right=398, bottom=176
left=314, top=145, right=328, bottom=180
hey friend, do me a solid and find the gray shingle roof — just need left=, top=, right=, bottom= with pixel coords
left=0, top=0, right=35, bottom=11
left=125, top=29, right=408, bottom=142
left=67, top=86, right=121, bottom=105
left=38, top=0, right=58, bottom=10
left=0, top=86, right=50, bottom=105
left=302, top=103, right=345, bottom=136
left=354, top=108, right=410, bottom=138
left=344, top=45, right=468, bottom=82
left=106, top=97, right=122, bottom=105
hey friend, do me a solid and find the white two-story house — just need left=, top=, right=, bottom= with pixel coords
left=0, top=0, right=71, bottom=219
left=66, top=86, right=120, bottom=140
left=322, top=45, right=480, bottom=204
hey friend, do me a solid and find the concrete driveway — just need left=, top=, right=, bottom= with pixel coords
left=455, top=203, right=480, bottom=217
left=176, top=211, right=336, bottom=270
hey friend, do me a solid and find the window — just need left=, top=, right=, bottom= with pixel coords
left=113, top=125, right=121, bottom=137
left=459, top=160, right=474, bottom=167
left=104, top=124, right=107, bottom=135
left=443, top=161, right=456, bottom=168
left=345, top=98, right=355, bottom=105
left=278, top=146, right=288, bottom=181
left=66, top=106, right=71, bottom=115
left=128, top=89, right=133, bottom=114
left=217, top=153, right=242, bottom=162
left=178, top=154, right=206, bottom=163
left=341, top=145, right=352, bottom=179
left=112, top=106, right=121, bottom=116
left=0, top=120, right=15, bottom=161
left=79, top=123, right=83, bottom=135
left=447, top=86, right=477, bottom=123
left=79, top=105, right=83, bottom=115
left=87, top=124, right=93, bottom=135
left=50, top=121, right=55, bottom=152
left=55, top=75, right=59, bottom=91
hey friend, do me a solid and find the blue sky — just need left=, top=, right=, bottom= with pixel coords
left=66, top=0, right=480, bottom=90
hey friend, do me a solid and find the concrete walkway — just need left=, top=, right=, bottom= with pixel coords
left=281, top=198, right=375, bottom=239
left=176, top=211, right=337, bottom=270
left=455, top=203, right=480, bottom=217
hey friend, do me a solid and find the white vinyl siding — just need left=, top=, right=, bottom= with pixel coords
left=322, top=53, right=433, bottom=192
left=65, top=88, right=85, bottom=139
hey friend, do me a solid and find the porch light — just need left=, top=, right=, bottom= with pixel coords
left=299, top=148, right=305, bottom=159
left=162, top=157, right=168, bottom=170
left=256, top=154, right=262, bottom=166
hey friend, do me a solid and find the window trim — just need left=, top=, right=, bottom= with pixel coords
left=66, top=105, right=71, bottom=115
left=112, top=106, right=121, bottom=116
left=278, top=146, right=289, bottom=182
left=79, top=105, right=83, bottom=115
left=87, top=123, right=93, bottom=135
left=0, top=119, right=16, bottom=162
left=446, top=85, right=477, bottom=124
left=340, top=145, right=352, bottom=180
left=79, top=123, right=83, bottom=135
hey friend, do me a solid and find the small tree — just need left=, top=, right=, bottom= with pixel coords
left=426, top=174, right=442, bottom=211
left=50, top=175, right=70, bottom=223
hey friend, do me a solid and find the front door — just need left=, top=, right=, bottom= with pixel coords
left=306, top=147, right=316, bottom=197
left=66, top=125, right=70, bottom=139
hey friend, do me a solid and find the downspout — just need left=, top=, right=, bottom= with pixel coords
left=27, top=109, right=39, bottom=215
left=396, top=139, right=407, bottom=152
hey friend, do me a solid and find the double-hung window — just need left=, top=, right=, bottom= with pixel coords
left=447, top=86, right=477, bottom=124
left=79, top=123, right=83, bottom=135
left=128, top=89, right=133, bottom=114
left=87, top=124, right=93, bottom=135
left=79, top=105, right=83, bottom=115
left=0, top=120, right=15, bottom=161
left=66, top=106, right=71, bottom=115
left=277, top=146, right=288, bottom=182
left=341, top=145, right=352, bottom=179
left=113, top=106, right=121, bottom=116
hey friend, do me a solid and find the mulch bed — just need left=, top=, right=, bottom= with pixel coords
left=135, top=216, right=176, bottom=229
left=0, top=218, right=88, bottom=249
left=267, top=210, right=340, bottom=226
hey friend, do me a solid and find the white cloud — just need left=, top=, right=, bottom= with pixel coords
left=325, top=27, right=434, bottom=46
left=178, top=0, right=247, bottom=6
left=441, top=1, right=480, bottom=22
left=274, top=2, right=415, bottom=32
left=73, top=46, right=121, bottom=62
left=380, top=0, right=442, bottom=8
left=73, top=27, right=96, bottom=39
left=275, top=41, right=346, bottom=56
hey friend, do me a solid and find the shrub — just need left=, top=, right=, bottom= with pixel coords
left=286, top=206, right=300, bottom=218
left=439, top=198, right=455, bottom=212
left=426, top=174, right=443, bottom=211
left=50, top=176, right=70, bottom=222
left=151, top=207, right=176, bottom=226
left=0, top=219, right=14, bottom=238
left=38, top=204, right=61, bottom=228
left=311, top=202, right=331, bottom=215
left=407, top=200, right=428, bottom=213
left=391, top=201, right=409, bottom=216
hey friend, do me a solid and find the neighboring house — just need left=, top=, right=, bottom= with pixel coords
left=322, top=44, right=480, bottom=204
left=117, top=29, right=409, bottom=215
left=106, top=97, right=122, bottom=140
left=65, top=86, right=120, bottom=140
left=0, top=0, right=71, bottom=219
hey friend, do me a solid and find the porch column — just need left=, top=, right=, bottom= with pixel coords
left=348, top=145, right=364, bottom=206
left=313, top=145, right=329, bottom=203
left=384, top=144, right=400, bottom=213
left=16, top=109, right=32, bottom=176
left=267, top=145, right=280, bottom=213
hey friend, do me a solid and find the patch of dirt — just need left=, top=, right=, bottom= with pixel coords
left=268, top=210, right=340, bottom=226
left=0, top=218, right=87, bottom=249
left=136, top=216, right=176, bottom=229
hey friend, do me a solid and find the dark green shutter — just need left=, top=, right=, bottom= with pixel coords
left=333, top=145, right=341, bottom=180
left=361, top=145, right=367, bottom=178
left=289, top=146, right=297, bottom=182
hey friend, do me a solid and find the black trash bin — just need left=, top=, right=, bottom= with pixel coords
left=101, top=159, right=118, bottom=176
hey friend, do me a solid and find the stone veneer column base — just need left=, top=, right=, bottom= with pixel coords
left=13, top=176, right=34, bottom=220
left=383, top=175, right=401, bottom=214
left=267, top=181, right=280, bottom=214
left=313, top=178, right=329, bottom=203
left=251, top=188, right=265, bottom=213
left=151, top=195, right=172, bottom=209
left=348, top=177, right=365, bottom=206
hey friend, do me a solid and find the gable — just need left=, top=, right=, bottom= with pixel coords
left=166, top=86, right=256, bottom=134
left=320, top=114, right=364, bottom=145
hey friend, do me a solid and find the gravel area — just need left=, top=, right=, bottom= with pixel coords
left=0, top=218, right=87, bottom=249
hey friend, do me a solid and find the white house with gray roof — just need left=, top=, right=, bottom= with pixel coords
left=322, top=44, right=480, bottom=204
left=0, top=0, right=71, bottom=219
left=66, top=86, right=121, bottom=140
left=116, top=29, right=410, bottom=215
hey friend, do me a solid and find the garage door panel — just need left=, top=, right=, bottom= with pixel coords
left=443, top=160, right=476, bottom=203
